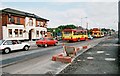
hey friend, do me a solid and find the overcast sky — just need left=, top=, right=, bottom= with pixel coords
left=0, top=0, right=118, bottom=30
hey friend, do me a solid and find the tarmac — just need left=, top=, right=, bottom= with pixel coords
left=59, top=34, right=120, bottom=74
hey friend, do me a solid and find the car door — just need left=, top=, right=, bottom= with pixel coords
left=46, top=38, right=52, bottom=45
left=11, top=40, right=22, bottom=50
left=16, top=40, right=24, bottom=49
left=50, top=38, right=55, bottom=45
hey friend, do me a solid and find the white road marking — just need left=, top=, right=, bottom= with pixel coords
left=97, top=51, right=104, bottom=54
left=87, top=57, right=94, bottom=60
left=105, top=58, right=116, bottom=61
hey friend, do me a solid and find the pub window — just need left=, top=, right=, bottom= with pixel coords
left=19, top=29, right=23, bottom=37
left=8, top=29, right=12, bottom=37
left=10, top=16, right=15, bottom=23
left=40, top=22, right=44, bottom=27
left=14, top=29, right=18, bottom=37
left=29, top=18, right=33, bottom=26
left=17, top=17, right=20, bottom=24
left=36, top=31, right=39, bottom=37
left=37, top=21, right=40, bottom=26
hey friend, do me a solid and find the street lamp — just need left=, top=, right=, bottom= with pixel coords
left=81, top=17, right=88, bottom=29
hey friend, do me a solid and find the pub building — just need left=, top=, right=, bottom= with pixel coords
left=0, top=8, right=49, bottom=41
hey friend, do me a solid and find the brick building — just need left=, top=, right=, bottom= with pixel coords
left=0, top=8, right=49, bottom=41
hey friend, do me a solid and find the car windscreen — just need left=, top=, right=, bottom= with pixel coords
left=39, top=38, right=45, bottom=40
left=0, top=40, right=4, bottom=45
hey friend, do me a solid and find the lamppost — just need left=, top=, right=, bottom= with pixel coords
left=118, top=4, right=120, bottom=40
left=81, top=17, right=88, bottom=29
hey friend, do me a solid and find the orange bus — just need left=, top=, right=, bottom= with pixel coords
left=91, top=28, right=104, bottom=38
left=62, top=29, right=88, bottom=42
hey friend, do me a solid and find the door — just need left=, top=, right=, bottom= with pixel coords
left=12, top=40, right=23, bottom=50
left=29, top=30, right=32, bottom=40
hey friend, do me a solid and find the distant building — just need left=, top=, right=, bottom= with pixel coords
left=0, top=8, right=49, bottom=41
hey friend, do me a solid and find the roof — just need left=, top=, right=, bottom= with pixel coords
left=1, top=8, right=49, bottom=21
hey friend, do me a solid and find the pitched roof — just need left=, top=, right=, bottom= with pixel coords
left=1, top=8, right=49, bottom=21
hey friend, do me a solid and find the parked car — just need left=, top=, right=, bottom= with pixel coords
left=0, top=39, right=30, bottom=54
left=36, top=37, right=58, bottom=47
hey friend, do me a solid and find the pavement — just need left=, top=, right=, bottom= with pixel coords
left=59, top=35, right=120, bottom=74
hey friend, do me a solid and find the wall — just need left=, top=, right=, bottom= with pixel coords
left=0, top=14, right=3, bottom=39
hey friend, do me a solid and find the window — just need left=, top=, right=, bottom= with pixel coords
left=39, top=38, right=44, bottom=40
left=8, top=29, right=12, bottom=37
left=40, top=22, right=44, bottom=27
left=37, top=21, right=40, bottom=26
left=19, top=29, right=23, bottom=37
left=29, top=18, right=33, bottom=26
left=10, top=16, right=15, bottom=23
left=78, top=32, right=82, bottom=35
left=17, top=18, right=20, bottom=24
left=36, top=31, right=39, bottom=37
left=74, top=31, right=78, bottom=35
left=64, top=31, right=72, bottom=34
left=14, top=29, right=18, bottom=37
left=12, top=40, right=18, bottom=44
left=4, top=40, right=13, bottom=45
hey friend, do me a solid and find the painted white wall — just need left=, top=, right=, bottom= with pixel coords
left=32, top=18, right=36, bottom=27
left=3, top=24, right=28, bottom=40
left=2, top=26, right=7, bottom=39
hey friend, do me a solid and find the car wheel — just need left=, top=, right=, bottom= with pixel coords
left=37, top=45, right=41, bottom=47
left=54, top=42, right=58, bottom=46
left=24, top=45, right=29, bottom=51
left=3, top=48, right=10, bottom=54
left=44, top=44, right=48, bottom=47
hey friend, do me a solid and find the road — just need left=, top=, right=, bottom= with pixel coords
left=1, top=37, right=108, bottom=74
left=60, top=34, right=119, bottom=74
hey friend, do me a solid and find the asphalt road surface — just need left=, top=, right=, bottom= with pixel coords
left=60, top=35, right=119, bottom=74
left=1, top=37, right=108, bottom=74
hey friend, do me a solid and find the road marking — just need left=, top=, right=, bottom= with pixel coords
left=87, top=57, right=94, bottom=60
left=105, top=58, right=116, bottom=61
left=105, top=54, right=110, bottom=56
left=97, top=51, right=104, bottom=54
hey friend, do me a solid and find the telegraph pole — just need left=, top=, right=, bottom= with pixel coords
left=118, top=0, right=120, bottom=44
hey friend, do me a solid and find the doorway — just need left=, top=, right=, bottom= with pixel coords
left=29, top=29, right=32, bottom=40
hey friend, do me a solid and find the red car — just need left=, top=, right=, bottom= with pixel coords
left=36, top=37, right=58, bottom=47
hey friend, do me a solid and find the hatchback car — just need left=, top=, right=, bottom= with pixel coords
left=36, top=37, right=58, bottom=47
left=0, top=39, right=30, bottom=54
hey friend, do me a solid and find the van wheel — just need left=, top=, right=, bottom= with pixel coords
left=24, top=45, right=29, bottom=51
left=3, top=48, right=10, bottom=54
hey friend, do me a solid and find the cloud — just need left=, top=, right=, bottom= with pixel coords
left=1, top=0, right=118, bottom=2
left=1, top=2, right=118, bottom=30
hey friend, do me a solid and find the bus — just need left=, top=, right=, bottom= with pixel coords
left=91, top=28, right=104, bottom=38
left=62, top=29, right=88, bottom=42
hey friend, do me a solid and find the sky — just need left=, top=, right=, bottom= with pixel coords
left=0, top=0, right=118, bottom=31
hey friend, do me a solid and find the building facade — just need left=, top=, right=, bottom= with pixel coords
left=0, top=8, right=49, bottom=41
